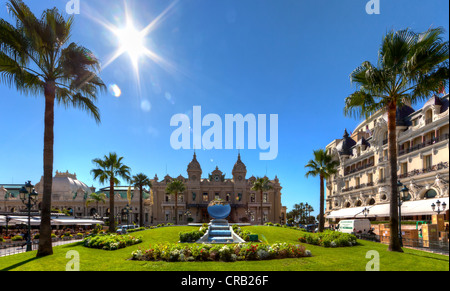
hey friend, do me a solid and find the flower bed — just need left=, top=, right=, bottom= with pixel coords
left=298, top=230, right=357, bottom=247
left=131, top=242, right=311, bottom=262
left=82, top=234, right=142, bottom=250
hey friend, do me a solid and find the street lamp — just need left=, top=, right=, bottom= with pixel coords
left=19, top=181, right=38, bottom=252
left=362, top=207, right=370, bottom=218
left=431, top=200, right=447, bottom=215
left=124, top=204, right=132, bottom=226
left=396, top=181, right=409, bottom=247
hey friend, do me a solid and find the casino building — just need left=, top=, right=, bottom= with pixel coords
left=150, top=153, right=285, bottom=225
left=325, top=94, right=449, bottom=222
left=1, top=154, right=286, bottom=226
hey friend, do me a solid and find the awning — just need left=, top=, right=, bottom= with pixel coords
left=327, top=197, right=448, bottom=219
left=326, top=206, right=368, bottom=219
left=52, top=219, right=104, bottom=226
left=0, top=216, right=104, bottom=226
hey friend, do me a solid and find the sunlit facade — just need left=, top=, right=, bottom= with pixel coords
left=325, top=94, right=449, bottom=221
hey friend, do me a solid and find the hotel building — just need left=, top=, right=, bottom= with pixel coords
left=325, top=94, right=449, bottom=221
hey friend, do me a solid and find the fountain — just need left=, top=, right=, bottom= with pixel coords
left=196, top=199, right=245, bottom=244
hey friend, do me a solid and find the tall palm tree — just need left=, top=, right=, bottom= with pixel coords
left=0, top=0, right=105, bottom=257
left=305, top=149, right=339, bottom=233
left=165, top=179, right=185, bottom=225
left=131, top=173, right=152, bottom=226
left=86, top=192, right=107, bottom=216
left=251, top=177, right=273, bottom=225
left=91, top=153, right=131, bottom=233
left=344, top=28, right=448, bottom=252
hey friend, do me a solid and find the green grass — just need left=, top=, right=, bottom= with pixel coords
left=0, top=226, right=448, bottom=271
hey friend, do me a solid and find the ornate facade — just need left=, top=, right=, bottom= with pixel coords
left=150, top=153, right=285, bottom=225
left=325, top=94, right=449, bottom=220
left=1, top=155, right=285, bottom=226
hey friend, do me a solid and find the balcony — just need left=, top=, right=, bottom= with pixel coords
left=398, top=162, right=449, bottom=179
left=341, top=181, right=375, bottom=193
left=398, top=134, right=449, bottom=157
left=344, top=162, right=374, bottom=176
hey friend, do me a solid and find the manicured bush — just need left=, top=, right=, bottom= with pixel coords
left=11, top=235, right=23, bottom=241
left=231, top=225, right=258, bottom=242
left=298, top=230, right=357, bottom=247
left=131, top=242, right=310, bottom=262
left=82, top=233, right=142, bottom=250
left=179, top=224, right=208, bottom=242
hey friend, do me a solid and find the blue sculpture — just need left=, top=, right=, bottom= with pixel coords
left=207, top=200, right=231, bottom=219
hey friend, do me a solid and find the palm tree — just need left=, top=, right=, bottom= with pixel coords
left=91, top=153, right=131, bottom=233
left=165, top=179, right=185, bottom=225
left=0, top=0, right=105, bottom=257
left=251, top=177, right=273, bottom=225
left=131, top=173, right=152, bottom=226
left=86, top=192, right=107, bottom=216
left=343, top=28, right=448, bottom=252
left=305, top=149, right=339, bottom=233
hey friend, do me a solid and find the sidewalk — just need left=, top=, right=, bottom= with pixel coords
left=0, top=239, right=83, bottom=257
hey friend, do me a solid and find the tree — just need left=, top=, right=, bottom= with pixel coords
left=91, top=153, right=131, bottom=233
left=251, top=177, right=273, bottom=225
left=305, top=149, right=339, bottom=232
left=343, top=28, right=449, bottom=252
left=165, top=179, right=185, bottom=225
left=131, top=173, right=152, bottom=226
left=0, top=0, right=105, bottom=257
left=86, top=192, right=107, bottom=216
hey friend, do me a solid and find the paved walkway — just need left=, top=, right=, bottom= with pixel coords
left=0, top=239, right=83, bottom=257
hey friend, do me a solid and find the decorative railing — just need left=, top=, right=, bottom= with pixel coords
left=344, top=162, right=375, bottom=176
left=399, top=134, right=449, bottom=156
left=398, top=162, right=449, bottom=179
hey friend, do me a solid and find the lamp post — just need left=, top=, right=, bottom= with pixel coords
left=362, top=207, right=370, bottom=218
left=431, top=200, right=447, bottom=215
left=396, top=181, right=409, bottom=247
left=19, top=181, right=38, bottom=252
left=124, top=204, right=132, bottom=226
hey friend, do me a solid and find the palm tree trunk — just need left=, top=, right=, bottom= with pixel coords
left=37, top=81, right=55, bottom=257
left=319, top=175, right=325, bottom=232
left=260, top=190, right=263, bottom=225
left=139, top=188, right=143, bottom=226
left=174, top=193, right=178, bottom=225
left=387, top=100, right=403, bottom=252
left=109, top=178, right=115, bottom=233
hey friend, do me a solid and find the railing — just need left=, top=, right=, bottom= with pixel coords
left=344, top=162, right=375, bottom=176
left=398, top=162, right=449, bottom=179
left=341, top=181, right=375, bottom=193
left=0, top=236, right=84, bottom=257
left=399, top=134, right=449, bottom=156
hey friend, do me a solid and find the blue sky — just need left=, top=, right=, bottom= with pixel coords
left=0, top=0, right=449, bottom=217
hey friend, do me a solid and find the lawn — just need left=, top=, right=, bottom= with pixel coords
left=0, top=225, right=448, bottom=271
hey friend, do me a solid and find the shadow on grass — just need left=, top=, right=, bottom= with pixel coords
left=1, top=256, right=40, bottom=271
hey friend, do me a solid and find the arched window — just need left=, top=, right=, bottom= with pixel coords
left=424, top=189, right=437, bottom=199
left=368, top=198, right=376, bottom=205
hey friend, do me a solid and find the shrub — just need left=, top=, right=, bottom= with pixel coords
left=298, top=231, right=357, bottom=247
left=11, top=235, right=23, bottom=241
left=83, top=233, right=142, bottom=250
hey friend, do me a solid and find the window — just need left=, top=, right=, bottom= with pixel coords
left=401, top=162, right=408, bottom=174
left=355, top=177, right=360, bottom=187
left=424, top=189, right=437, bottom=199
left=215, top=193, right=220, bottom=200
left=368, top=173, right=373, bottom=184
left=203, top=193, right=209, bottom=202
left=178, top=194, right=184, bottom=202
left=165, top=195, right=169, bottom=202
left=226, top=193, right=230, bottom=201
left=345, top=181, right=349, bottom=189
left=423, top=155, right=432, bottom=169
left=250, top=193, right=255, bottom=202
left=263, top=193, right=268, bottom=203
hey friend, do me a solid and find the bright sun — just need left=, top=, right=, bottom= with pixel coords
left=114, top=22, right=147, bottom=69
